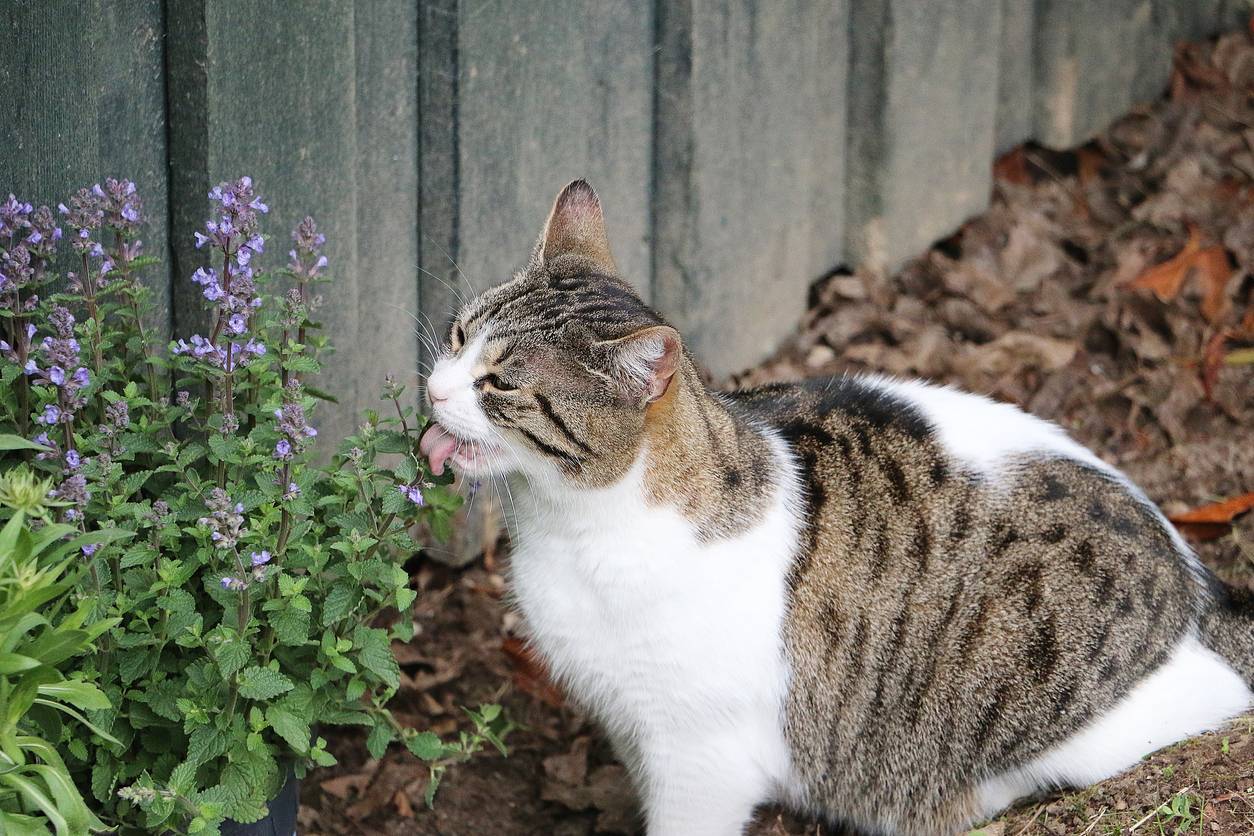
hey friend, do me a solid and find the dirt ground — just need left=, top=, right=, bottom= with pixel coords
left=301, top=28, right=1254, bottom=836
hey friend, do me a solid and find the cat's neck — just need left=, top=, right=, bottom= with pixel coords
left=639, top=359, right=782, bottom=539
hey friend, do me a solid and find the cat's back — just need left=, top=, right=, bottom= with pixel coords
left=727, top=374, right=1229, bottom=833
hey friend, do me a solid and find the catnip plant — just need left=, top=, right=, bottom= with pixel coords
left=0, top=179, right=507, bottom=834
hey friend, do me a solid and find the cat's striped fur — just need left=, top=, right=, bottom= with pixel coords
left=422, top=180, right=1254, bottom=835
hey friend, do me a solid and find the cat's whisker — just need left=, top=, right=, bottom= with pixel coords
left=417, top=263, right=472, bottom=310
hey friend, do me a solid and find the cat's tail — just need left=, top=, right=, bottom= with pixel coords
left=1200, top=582, right=1254, bottom=689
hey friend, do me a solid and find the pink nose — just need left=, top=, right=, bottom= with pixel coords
left=427, top=380, right=451, bottom=405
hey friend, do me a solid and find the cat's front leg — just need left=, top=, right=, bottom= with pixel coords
left=637, top=736, right=765, bottom=836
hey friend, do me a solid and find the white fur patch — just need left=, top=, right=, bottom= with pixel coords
left=508, top=435, right=802, bottom=834
left=975, top=634, right=1253, bottom=817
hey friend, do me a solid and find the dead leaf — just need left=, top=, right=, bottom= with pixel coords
left=1200, top=330, right=1231, bottom=400
left=543, top=737, right=590, bottom=790
left=501, top=636, right=566, bottom=707
left=1168, top=491, right=1254, bottom=525
left=393, top=789, right=414, bottom=818
left=1195, top=246, right=1235, bottom=323
left=963, top=332, right=1077, bottom=377
left=993, top=147, right=1033, bottom=186
left=1126, top=227, right=1203, bottom=301
left=320, top=767, right=375, bottom=800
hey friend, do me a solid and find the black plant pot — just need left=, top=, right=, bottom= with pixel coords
left=220, top=772, right=299, bottom=836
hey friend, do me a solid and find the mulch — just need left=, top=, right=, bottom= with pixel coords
left=302, top=27, right=1254, bottom=836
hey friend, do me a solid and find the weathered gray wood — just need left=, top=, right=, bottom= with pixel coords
left=996, top=0, right=1036, bottom=154
left=166, top=1, right=419, bottom=445
left=1033, top=0, right=1168, bottom=148
left=417, top=0, right=461, bottom=372
left=354, top=1, right=421, bottom=407
left=654, top=1, right=848, bottom=377
left=452, top=0, right=654, bottom=304
left=0, top=0, right=171, bottom=337
left=844, top=0, right=1001, bottom=273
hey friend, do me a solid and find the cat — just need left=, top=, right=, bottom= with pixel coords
left=419, top=180, right=1254, bottom=836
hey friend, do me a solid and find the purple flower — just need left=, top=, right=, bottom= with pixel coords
left=273, top=439, right=292, bottom=460
left=81, top=543, right=98, bottom=557
left=227, top=313, right=247, bottom=334
left=288, top=216, right=329, bottom=279
left=38, top=404, right=60, bottom=425
left=250, top=550, right=271, bottom=567
left=72, top=367, right=89, bottom=387
left=48, top=366, right=65, bottom=386
left=220, top=576, right=247, bottom=591
left=65, top=449, right=81, bottom=470
left=398, top=484, right=425, bottom=507
left=283, top=481, right=301, bottom=500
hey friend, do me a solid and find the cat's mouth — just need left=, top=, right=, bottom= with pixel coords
left=419, top=422, right=500, bottom=476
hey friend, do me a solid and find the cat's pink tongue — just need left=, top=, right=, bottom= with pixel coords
left=420, top=423, right=460, bottom=476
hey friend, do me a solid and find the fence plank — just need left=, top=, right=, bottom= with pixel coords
left=0, top=0, right=171, bottom=337
left=844, top=0, right=1002, bottom=274
left=451, top=0, right=654, bottom=304
left=653, top=1, right=848, bottom=377
left=996, top=0, right=1036, bottom=154
left=166, top=1, right=418, bottom=445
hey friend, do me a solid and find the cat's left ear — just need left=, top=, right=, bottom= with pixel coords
left=538, top=179, right=617, bottom=274
left=597, top=325, right=682, bottom=406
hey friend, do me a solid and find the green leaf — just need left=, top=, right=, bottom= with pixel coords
left=404, top=731, right=444, bottom=761
left=36, top=680, right=111, bottom=711
left=393, top=455, right=418, bottom=483
left=0, top=652, right=42, bottom=674
left=187, top=724, right=227, bottom=766
left=365, top=721, right=395, bottom=760
left=267, top=606, right=310, bottom=647
left=236, top=667, right=294, bottom=701
left=372, top=430, right=411, bottom=453
left=167, top=760, right=197, bottom=795
left=119, top=468, right=155, bottom=498
left=0, top=434, right=51, bottom=451
left=380, top=485, right=412, bottom=515
left=212, top=638, right=250, bottom=679
left=265, top=706, right=311, bottom=755
left=353, top=626, right=399, bottom=690
left=320, top=583, right=361, bottom=627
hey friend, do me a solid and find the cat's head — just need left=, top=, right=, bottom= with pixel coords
left=421, top=180, right=684, bottom=488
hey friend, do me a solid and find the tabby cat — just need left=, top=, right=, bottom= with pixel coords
left=420, top=180, right=1254, bottom=836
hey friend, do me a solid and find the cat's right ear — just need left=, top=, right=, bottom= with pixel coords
left=596, top=325, right=682, bottom=407
left=537, top=179, right=617, bottom=274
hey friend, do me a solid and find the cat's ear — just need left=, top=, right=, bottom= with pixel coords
left=538, top=179, right=617, bottom=274
left=598, top=325, right=682, bottom=406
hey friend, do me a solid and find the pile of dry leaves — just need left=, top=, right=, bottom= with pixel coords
left=303, top=27, right=1254, bottom=836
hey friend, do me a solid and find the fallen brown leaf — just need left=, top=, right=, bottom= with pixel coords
left=1168, top=491, right=1254, bottom=524
left=1126, top=227, right=1203, bottom=301
left=1200, top=329, right=1231, bottom=400
left=393, top=789, right=414, bottom=818
left=320, top=767, right=375, bottom=800
left=1195, top=246, right=1235, bottom=323
left=501, top=636, right=566, bottom=708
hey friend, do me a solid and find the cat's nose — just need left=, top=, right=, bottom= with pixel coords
left=426, top=381, right=450, bottom=406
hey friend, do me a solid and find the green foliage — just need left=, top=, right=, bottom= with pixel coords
left=0, top=180, right=504, bottom=834
left=0, top=462, right=118, bottom=836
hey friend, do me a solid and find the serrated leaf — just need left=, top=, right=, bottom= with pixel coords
left=353, top=626, right=399, bottom=689
left=267, top=606, right=309, bottom=647
left=321, top=583, right=360, bottom=627
left=236, top=667, right=294, bottom=701
left=404, top=731, right=444, bottom=761
left=373, top=430, right=410, bottom=453
left=212, top=638, right=250, bottom=679
left=365, top=721, right=394, bottom=760
left=265, top=706, right=311, bottom=755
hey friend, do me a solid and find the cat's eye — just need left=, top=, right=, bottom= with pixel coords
left=450, top=321, right=465, bottom=350
left=474, top=374, right=516, bottom=393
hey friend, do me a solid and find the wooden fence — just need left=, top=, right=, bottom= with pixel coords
left=2, top=0, right=1247, bottom=450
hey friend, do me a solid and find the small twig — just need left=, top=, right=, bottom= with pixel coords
left=1012, top=805, right=1045, bottom=836
left=1077, top=806, right=1108, bottom=836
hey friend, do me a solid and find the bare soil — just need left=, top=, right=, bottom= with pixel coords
left=302, top=28, right=1254, bottom=836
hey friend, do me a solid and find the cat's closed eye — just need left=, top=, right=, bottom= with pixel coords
left=475, top=373, right=516, bottom=392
